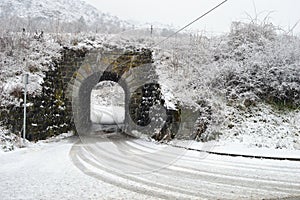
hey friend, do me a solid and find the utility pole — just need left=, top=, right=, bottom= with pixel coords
left=150, top=25, right=153, bottom=36
left=23, top=73, right=29, bottom=145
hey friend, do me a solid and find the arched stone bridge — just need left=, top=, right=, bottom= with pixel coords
left=68, top=48, right=181, bottom=140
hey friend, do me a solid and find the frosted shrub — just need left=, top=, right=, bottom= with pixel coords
left=214, top=22, right=300, bottom=109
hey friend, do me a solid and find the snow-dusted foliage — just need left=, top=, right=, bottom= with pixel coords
left=155, top=21, right=300, bottom=148
left=214, top=22, right=300, bottom=109
left=92, top=81, right=125, bottom=107
left=0, top=31, right=61, bottom=106
left=156, top=21, right=300, bottom=109
left=0, top=126, right=19, bottom=152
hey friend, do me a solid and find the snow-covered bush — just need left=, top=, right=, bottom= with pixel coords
left=213, top=22, right=300, bottom=109
left=0, top=126, right=19, bottom=152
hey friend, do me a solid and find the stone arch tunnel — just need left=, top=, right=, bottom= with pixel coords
left=69, top=48, right=181, bottom=140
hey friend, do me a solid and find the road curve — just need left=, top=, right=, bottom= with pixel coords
left=70, top=134, right=300, bottom=200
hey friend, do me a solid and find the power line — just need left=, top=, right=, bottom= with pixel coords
left=153, top=0, right=228, bottom=47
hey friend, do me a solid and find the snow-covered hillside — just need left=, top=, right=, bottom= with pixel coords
left=154, top=21, right=300, bottom=149
left=0, top=0, right=130, bottom=33
left=0, top=0, right=99, bottom=23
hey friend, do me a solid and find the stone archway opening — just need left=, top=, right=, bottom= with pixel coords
left=90, top=80, right=125, bottom=133
left=72, top=49, right=181, bottom=139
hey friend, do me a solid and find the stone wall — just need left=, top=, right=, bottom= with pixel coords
left=0, top=48, right=89, bottom=141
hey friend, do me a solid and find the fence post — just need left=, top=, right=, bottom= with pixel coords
left=23, top=73, right=29, bottom=145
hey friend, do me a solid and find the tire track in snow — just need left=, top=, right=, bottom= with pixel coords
left=70, top=143, right=207, bottom=199
left=114, top=139, right=300, bottom=194
left=70, top=136, right=300, bottom=199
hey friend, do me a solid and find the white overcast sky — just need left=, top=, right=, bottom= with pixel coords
left=83, top=0, right=300, bottom=34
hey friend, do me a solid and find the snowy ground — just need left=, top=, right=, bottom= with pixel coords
left=0, top=137, right=158, bottom=200
left=90, top=105, right=125, bottom=124
left=217, top=103, right=300, bottom=150
left=174, top=139, right=300, bottom=160
left=1, top=135, right=300, bottom=199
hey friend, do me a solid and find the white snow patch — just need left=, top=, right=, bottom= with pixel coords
left=218, top=103, right=300, bottom=150
left=90, top=105, right=125, bottom=124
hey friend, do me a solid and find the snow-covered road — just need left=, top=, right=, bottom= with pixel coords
left=0, top=137, right=156, bottom=200
left=1, top=136, right=300, bottom=199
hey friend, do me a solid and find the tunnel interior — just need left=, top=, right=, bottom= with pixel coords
left=90, top=81, right=125, bottom=125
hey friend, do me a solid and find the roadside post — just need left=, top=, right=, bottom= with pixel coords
left=23, top=73, right=29, bottom=145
